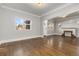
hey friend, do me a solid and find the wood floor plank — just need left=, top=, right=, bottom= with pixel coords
left=0, top=35, right=79, bottom=56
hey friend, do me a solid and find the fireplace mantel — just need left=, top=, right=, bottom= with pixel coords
left=62, top=27, right=77, bottom=29
left=62, top=28, right=77, bottom=37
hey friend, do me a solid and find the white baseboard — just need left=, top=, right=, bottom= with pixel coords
left=0, top=35, right=43, bottom=44
left=45, top=34, right=61, bottom=36
left=46, top=34, right=54, bottom=36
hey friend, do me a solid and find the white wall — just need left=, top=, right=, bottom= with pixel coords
left=46, top=17, right=79, bottom=37
left=0, top=7, right=42, bottom=43
left=47, top=20, right=54, bottom=35
left=42, top=4, right=79, bottom=21
left=56, top=17, right=79, bottom=37
left=42, top=4, right=79, bottom=37
left=1, top=3, right=79, bottom=43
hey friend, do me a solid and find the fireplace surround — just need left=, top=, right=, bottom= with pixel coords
left=62, top=28, right=76, bottom=38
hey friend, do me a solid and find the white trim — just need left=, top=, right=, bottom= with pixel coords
left=46, top=34, right=54, bottom=36
left=43, top=34, right=58, bottom=37
left=1, top=5, right=40, bottom=18
left=0, top=35, right=43, bottom=44
left=41, top=3, right=72, bottom=17
left=0, top=4, right=72, bottom=18
left=54, top=32, right=62, bottom=35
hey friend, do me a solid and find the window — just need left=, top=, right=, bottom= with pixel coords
left=16, top=18, right=31, bottom=30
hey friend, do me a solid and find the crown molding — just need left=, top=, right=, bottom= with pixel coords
left=0, top=4, right=75, bottom=18
left=0, top=4, right=71, bottom=18
left=1, top=5, right=41, bottom=18
left=41, top=3, right=72, bottom=17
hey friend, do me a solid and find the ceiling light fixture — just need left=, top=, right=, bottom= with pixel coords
left=37, top=0, right=43, bottom=7
left=37, top=2, right=42, bottom=6
left=34, top=0, right=46, bottom=8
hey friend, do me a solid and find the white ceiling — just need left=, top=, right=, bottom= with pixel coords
left=1, top=3, right=65, bottom=16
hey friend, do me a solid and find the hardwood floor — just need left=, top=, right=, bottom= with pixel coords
left=0, top=35, right=79, bottom=56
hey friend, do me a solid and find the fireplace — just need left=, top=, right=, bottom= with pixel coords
left=62, top=28, right=76, bottom=37
left=64, top=31, right=72, bottom=36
